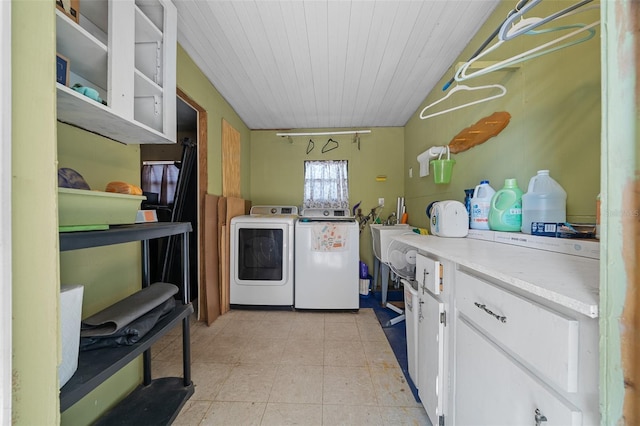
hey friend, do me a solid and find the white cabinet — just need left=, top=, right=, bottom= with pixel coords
left=56, top=0, right=176, bottom=144
left=416, top=253, right=449, bottom=426
left=390, top=234, right=599, bottom=426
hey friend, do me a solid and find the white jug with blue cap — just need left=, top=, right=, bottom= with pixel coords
left=470, top=180, right=496, bottom=230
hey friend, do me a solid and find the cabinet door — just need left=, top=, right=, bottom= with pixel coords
left=456, top=270, right=579, bottom=393
left=55, top=0, right=177, bottom=144
left=454, top=317, right=582, bottom=426
left=416, top=253, right=441, bottom=295
left=418, top=290, right=445, bottom=425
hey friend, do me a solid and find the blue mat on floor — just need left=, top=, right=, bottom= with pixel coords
left=360, top=289, right=420, bottom=403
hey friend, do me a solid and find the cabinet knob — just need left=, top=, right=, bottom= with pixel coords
left=535, top=409, right=548, bottom=426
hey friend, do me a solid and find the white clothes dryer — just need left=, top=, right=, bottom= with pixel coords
left=294, top=208, right=359, bottom=310
left=229, top=206, right=298, bottom=306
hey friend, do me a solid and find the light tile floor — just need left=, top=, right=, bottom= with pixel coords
left=151, top=308, right=429, bottom=425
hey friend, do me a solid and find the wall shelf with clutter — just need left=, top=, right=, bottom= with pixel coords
left=55, top=0, right=177, bottom=145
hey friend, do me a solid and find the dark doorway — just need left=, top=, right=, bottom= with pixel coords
left=141, top=96, right=199, bottom=302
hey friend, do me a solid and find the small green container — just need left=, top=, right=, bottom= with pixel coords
left=431, top=159, right=456, bottom=184
left=488, top=178, right=523, bottom=231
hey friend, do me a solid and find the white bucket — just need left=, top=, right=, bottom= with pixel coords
left=59, top=285, right=84, bottom=388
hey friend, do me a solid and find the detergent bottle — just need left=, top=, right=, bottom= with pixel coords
left=488, top=178, right=523, bottom=232
left=470, top=180, right=496, bottom=230
left=521, top=170, right=567, bottom=234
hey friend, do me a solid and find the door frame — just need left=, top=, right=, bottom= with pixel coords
left=600, top=1, right=639, bottom=423
left=176, top=88, right=207, bottom=312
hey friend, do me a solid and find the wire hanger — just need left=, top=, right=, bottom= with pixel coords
left=419, top=83, right=507, bottom=120
left=306, top=139, right=315, bottom=154
left=322, top=138, right=339, bottom=153
left=441, top=0, right=533, bottom=92
left=498, top=0, right=593, bottom=41
left=455, top=14, right=597, bottom=82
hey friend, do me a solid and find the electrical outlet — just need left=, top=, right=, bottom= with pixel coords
left=378, top=198, right=384, bottom=206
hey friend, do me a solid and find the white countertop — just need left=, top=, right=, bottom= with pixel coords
left=393, top=233, right=599, bottom=318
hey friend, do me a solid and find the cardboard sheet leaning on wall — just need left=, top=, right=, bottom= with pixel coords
left=201, top=195, right=251, bottom=323
left=202, top=194, right=221, bottom=325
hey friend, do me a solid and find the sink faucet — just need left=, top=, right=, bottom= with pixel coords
left=385, top=212, right=397, bottom=226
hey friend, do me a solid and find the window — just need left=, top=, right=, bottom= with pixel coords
left=141, top=163, right=180, bottom=205
left=303, top=160, right=349, bottom=209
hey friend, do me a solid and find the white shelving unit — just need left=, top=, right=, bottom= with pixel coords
left=56, top=0, right=176, bottom=144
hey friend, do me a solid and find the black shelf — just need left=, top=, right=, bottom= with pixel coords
left=60, top=222, right=192, bottom=251
left=93, top=378, right=194, bottom=425
left=59, top=221, right=193, bottom=421
left=60, top=303, right=193, bottom=411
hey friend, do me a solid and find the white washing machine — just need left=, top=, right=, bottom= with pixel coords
left=294, top=208, right=359, bottom=310
left=229, top=206, right=298, bottom=306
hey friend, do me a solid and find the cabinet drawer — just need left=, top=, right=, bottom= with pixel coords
left=456, top=270, right=579, bottom=393
left=455, top=318, right=581, bottom=426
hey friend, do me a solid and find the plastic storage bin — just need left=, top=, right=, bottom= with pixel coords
left=58, top=187, right=146, bottom=227
left=59, top=285, right=84, bottom=388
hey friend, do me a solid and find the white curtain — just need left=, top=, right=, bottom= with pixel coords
left=303, top=160, right=349, bottom=209
left=141, top=164, right=179, bottom=205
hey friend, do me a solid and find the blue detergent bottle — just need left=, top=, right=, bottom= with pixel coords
left=488, top=178, right=523, bottom=232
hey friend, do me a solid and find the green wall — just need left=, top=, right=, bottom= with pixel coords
left=404, top=1, right=601, bottom=231
left=57, top=125, right=143, bottom=426
left=176, top=45, right=252, bottom=199
left=11, top=1, right=60, bottom=424
left=250, top=128, right=404, bottom=268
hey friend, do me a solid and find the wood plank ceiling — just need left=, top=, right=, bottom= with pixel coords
left=174, top=0, right=501, bottom=130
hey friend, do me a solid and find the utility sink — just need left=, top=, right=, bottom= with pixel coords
left=370, top=223, right=413, bottom=263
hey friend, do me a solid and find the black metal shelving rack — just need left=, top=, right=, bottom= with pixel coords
left=59, top=222, right=194, bottom=424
